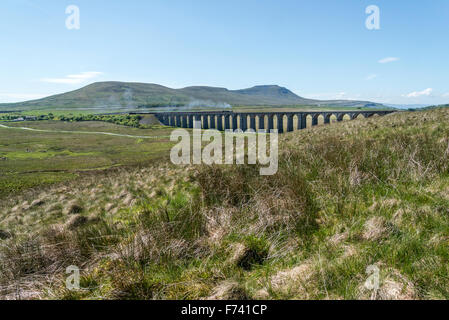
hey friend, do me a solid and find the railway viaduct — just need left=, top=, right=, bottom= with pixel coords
left=133, top=110, right=395, bottom=133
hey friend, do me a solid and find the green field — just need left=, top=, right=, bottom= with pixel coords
left=0, top=120, right=175, bottom=197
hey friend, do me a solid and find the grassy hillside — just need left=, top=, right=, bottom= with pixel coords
left=0, top=121, right=174, bottom=197
left=423, top=104, right=449, bottom=110
left=0, top=82, right=386, bottom=111
left=1, top=109, right=448, bottom=300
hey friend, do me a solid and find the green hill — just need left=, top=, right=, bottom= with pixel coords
left=0, top=81, right=386, bottom=111
left=422, top=104, right=449, bottom=110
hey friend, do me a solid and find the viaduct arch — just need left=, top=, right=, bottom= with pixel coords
left=132, top=110, right=395, bottom=133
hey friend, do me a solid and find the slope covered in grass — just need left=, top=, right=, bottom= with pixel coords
left=0, top=121, right=174, bottom=197
left=1, top=109, right=448, bottom=300
left=0, top=81, right=385, bottom=111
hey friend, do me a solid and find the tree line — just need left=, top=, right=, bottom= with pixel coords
left=0, top=113, right=143, bottom=128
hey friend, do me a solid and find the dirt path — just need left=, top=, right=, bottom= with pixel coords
left=0, top=123, right=170, bottom=139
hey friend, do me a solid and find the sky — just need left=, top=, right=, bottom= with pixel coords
left=1, top=0, right=448, bottom=105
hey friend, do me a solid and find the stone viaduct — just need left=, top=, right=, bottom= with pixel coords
left=132, top=110, right=395, bottom=133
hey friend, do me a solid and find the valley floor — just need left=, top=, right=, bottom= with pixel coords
left=1, top=109, right=448, bottom=300
left=0, top=121, right=175, bottom=197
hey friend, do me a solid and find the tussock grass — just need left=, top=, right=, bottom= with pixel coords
left=1, top=109, right=449, bottom=300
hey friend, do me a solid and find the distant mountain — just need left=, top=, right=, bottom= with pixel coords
left=384, top=103, right=433, bottom=110
left=0, top=81, right=387, bottom=111
left=178, top=85, right=315, bottom=106
left=422, top=104, right=449, bottom=110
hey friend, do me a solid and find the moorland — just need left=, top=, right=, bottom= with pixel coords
left=1, top=107, right=448, bottom=300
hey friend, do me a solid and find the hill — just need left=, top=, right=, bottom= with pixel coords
left=422, top=104, right=449, bottom=110
left=1, top=109, right=448, bottom=299
left=0, top=82, right=386, bottom=111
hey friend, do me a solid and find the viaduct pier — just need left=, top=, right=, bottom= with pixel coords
left=132, top=110, right=395, bottom=133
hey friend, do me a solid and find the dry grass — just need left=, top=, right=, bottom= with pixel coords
left=1, top=109, right=449, bottom=300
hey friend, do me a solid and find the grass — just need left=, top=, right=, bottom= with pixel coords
left=0, top=120, right=175, bottom=197
left=0, top=109, right=448, bottom=300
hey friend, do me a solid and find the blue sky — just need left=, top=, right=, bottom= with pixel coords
left=1, top=0, right=448, bottom=105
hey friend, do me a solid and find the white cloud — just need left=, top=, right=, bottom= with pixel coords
left=306, top=92, right=363, bottom=100
left=335, top=92, right=347, bottom=99
left=442, top=92, right=449, bottom=97
left=365, top=74, right=378, bottom=80
left=41, top=71, right=103, bottom=84
left=404, top=88, right=433, bottom=98
left=378, top=57, right=400, bottom=64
